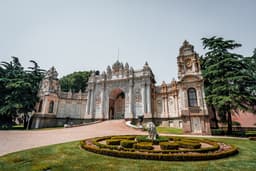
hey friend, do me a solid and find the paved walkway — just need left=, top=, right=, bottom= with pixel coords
left=0, top=120, right=247, bottom=157
left=0, top=120, right=144, bottom=156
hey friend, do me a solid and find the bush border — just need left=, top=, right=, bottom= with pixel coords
left=81, top=135, right=238, bottom=161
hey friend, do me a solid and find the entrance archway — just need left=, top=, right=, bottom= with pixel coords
left=109, top=88, right=125, bottom=119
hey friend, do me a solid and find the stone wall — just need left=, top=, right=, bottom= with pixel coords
left=56, top=99, right=86, bottom=119
left=30, top=114, right=96, bottom=129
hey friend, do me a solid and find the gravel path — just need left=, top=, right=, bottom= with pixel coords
left=0, top=120, right=144, bottom=156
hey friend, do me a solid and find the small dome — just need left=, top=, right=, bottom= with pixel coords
left=112, top=60, right=122, bottom=72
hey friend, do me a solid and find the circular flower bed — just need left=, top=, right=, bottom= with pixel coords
left=80, top=135, right=238, bottom=161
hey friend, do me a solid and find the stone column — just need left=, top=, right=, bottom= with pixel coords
left=89, top=87, right=95, bottom=115
left=197, top=86, right=202, bottom=106
left=166, top=95, right=169, bottom=115
left=86, top=90, right=91, bottom=115
left=147, top=83, right=151, bottom=115
left=42, top=97, right=48, bottom=114
left=101, top=89, right=105, bottom=119
left=201, top=84, right=208, bottom=115
left=162, top=96, right=165, bottom=116
left=129, top=81, right=133, bottom=118
left=141, top=82, right=146, bottom=114
left=184, top=89, right=188, bottom=108
left=174, top=95, right=178, bottom=117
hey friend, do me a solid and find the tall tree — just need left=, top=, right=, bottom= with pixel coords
left=0, top=57, right=44, bottom=129
left=243, top=49, right=256, bottom=100
left=21, top=60, right=45, bottom=129
left=200, top=56, right=218, bottom=128
left=201, top=37, right=256, bottom=135
left=0, top=57, right=25, bottom=127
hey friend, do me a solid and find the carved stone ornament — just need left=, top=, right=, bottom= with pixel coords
left=185, top=58, right=192, bottom=68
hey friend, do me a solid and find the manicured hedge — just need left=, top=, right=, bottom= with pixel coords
left=169, top=137, right=182, bottom=141
left=249, top=137, right=256, bottom=141
left=177, top=141, right=201, bottom=149
left=81, top=139, right=238, bottom=161
left=180, top=138, right=200, bottom=143
left=133, top=142, right=153, bottom=150
left=111, top=136, right=136, bottom=140
left=245, top=131, right=256, bottom=137
left=231, top=131, right=245, bottom=137
left=136, top=136, right=169, bottom=145
left=211, top=129, right=225, bottom=136
left=160, top=142, right=179, bottom=150
left=91, top=136, right=219, bottom=152
left=121, top=140, right=136, bottom=148
left=106, top=139, right=121, bottom=145
left=92, top=136, right=119, bottom=150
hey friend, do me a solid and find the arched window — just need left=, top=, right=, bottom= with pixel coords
left=188, top=88, right=198, bottom=107
left=38, top=100, right=43, bottom=112
left=48, top=101, right=54, bottom=113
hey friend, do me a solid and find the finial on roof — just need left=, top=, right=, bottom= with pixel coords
left=183, top=40, right=189, bottom=45
left=45, top=66, right=58, bottom=79
left=179, top=40, right=194, bottom=56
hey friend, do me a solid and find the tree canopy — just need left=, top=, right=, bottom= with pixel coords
left=0, top=57, right=45, bottom=128
left=201, top=36, right=256, bottom=134
left=59, top=71, right=92, bottom=93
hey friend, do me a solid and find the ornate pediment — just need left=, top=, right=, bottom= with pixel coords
left=181, top=75, right=202, bottom=82
left=45, top=66, right=58, bottom=80
left=179, top=40, right=195, bottom=57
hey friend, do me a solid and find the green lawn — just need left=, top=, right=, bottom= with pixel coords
left=156, top=126, right=183, bottom=134
left=0, top=125, right=64, bottom=131
left=0, top=125, right=25, bottom=130
left=0, top=138, right=255, bottom=171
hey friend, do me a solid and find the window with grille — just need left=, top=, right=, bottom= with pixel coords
left=48, top=101, right=54, bottom=113
left=188, top=88, right=197, bottom=107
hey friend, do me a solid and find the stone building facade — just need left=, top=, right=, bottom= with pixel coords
left=32, top=41, right=211, bottom=135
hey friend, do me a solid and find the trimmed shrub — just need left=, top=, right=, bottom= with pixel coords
left=245, top=131, right=256, bottom=137
left=111, top=136, right=136, bottom=140
left=249, top=137, right=256, bottom=141
left=81, top=139, right=238, bottom=161
left=91, top=136, right=120, bottom=150
left=136, top=135, right=169, bottom=145
left=92, top=141, right=119, bottom=150
left=169, top=137, right=181, bottom=141
left=120, top=140, right=136, bottom=148
left=133, top=142, right=153, bottom=150
left=231, top=131, right=245, bottom=137
left=180, top=138, right=199, bottom=143
left=106, top=139, right=121, bottom=145
left=160, top=142, right=179, bottom=150
left=156, top=136, right=169, bottom=144
left=177, top=141, right=201, bottom=149
left=211, top=129, right=225, bottom=135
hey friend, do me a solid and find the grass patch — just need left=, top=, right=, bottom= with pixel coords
left=0, top=125, right=64, bottom=131
left=0, top=124, right=25, bottom=130
left=157, top=127, right=183, bottom=134
left=0, top=138, right=255, bottom=171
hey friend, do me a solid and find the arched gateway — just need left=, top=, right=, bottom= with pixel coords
left=33, top=41, right=211, bottom=135
left=85, top=60, right=155, bottom=120
left=109, top=88, right=125, bottom=119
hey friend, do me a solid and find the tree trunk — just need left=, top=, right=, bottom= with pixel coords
left=211, top=105, right=218, bottom=128
left=23, top=113, right=29, bottom=129
left=227, top=110, right=232, bottom=135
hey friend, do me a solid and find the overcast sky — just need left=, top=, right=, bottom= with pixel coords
left=0, top=0, right=255, bottom=84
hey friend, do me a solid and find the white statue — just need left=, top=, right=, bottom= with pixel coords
left=146, top=122, right=158, bottom=140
